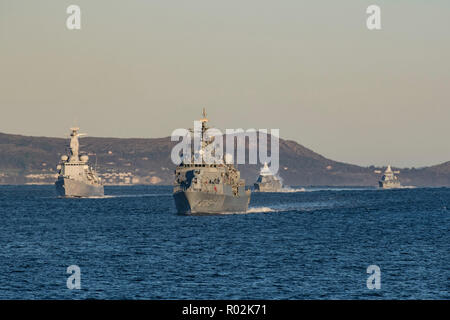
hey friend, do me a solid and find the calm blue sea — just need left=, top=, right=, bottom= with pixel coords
left=0, top=185, right=448, bottom=299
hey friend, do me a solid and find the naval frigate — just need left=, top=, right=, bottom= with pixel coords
left=173, top=110, right=251, bottom=214
left=253, top=162, right=282, bottom=192
left=55, top=127, right=104, bottom=197
left=378, top=165, right=401, bottom=189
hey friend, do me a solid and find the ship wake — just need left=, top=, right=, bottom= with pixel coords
left=279, top=187, right=306, bottom=193
left=61, top=193, right=173, bottom=199
left=243, top=200, right=343, bottom=214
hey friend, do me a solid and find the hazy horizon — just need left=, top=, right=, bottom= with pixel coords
left=1, top=1, right=449, bottom=167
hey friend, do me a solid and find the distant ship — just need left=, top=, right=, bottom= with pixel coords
left=253, top=162, right=282, bottom=192
left=173, top=109, right=251, bottom=214
left=378, top=165, right=401, bottom=189
left=55, top=127, right=104, bottom=197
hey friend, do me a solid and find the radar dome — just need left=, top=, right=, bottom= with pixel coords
left=61, top=155, right=68, bottom=161
left=80, top=155, right=89, bottom=162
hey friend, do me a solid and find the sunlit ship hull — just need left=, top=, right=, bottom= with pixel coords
left=378, top=181, right=402, bottom=189
left=173, top=190, right=250, bottom=215
left=55, top=177, right=104, bottom=198
left=254, top=181, right=282, bottom=192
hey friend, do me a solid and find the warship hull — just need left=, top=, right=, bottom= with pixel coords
left=379, top=181, right=401, bottom=189
left=173, top=190, right=250, bottom=214
left=55, top=177, right=104, bottom=198
left=254, top=182, right=282, bottom=192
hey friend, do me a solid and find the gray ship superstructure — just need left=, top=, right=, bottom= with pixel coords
left=55, top=127, right=104, bottom=197
left=378, top=165, right=401, bottom=189
left=254, top=162, right=282, bottom=192
left=173, top=110, right=251, bottom=214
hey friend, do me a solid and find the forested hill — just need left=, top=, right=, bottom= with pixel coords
left=0, top=132, right=449, bottom=187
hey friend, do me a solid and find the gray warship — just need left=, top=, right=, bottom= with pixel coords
left=253, top=162, right=282, bottom=192
left=378, top=165, right=401, bottom=189
left=173, top=110, right=251, bottom=214
left=55, top=127, right=104, bottom=197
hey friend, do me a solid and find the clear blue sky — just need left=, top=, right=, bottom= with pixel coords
left=1, top=0, right=449, bottom=167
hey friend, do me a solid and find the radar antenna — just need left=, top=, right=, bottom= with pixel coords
left=200, top=108, right=208, bottom=123
left=68, top=127, right=87, bottom=161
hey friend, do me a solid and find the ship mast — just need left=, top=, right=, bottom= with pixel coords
left=190, top=108, right=215, bottom=164
left=199, top=108, right=209, bottom=151
left=69, top=127, right=86, bottom=162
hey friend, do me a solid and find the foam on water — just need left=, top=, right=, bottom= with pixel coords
left=304, top=187, right=376, bottom=192
left=57, top=193, right=173, bottom=199
left=280, top=187, right=306, bottom=193
left=245, top=206, right=277, bottom=213
left=244, top=200, right=338, bottom=214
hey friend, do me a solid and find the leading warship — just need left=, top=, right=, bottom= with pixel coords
left=173, top=110, right=251, bottom=214
left=55, top=127, right=104, bottom=197
left=253, top=162, right=283, bottom=192
left=378, top=165, right=401, bottom=189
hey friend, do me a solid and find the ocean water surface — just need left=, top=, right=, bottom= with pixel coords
left=0, top=185, right=448, bottom=299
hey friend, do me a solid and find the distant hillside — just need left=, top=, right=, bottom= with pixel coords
left=0, top=131, right=449, bottom=187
